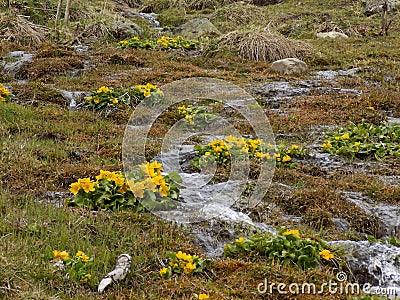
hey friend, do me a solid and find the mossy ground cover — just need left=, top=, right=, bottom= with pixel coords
left=1, top=0, right=400, bottom=299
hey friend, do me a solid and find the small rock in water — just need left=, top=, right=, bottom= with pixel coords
left=271, top=58, right=308, bottom=75
left=2, top=51, right=35, bottom=77
left=330, top=240, right=400, bottom=290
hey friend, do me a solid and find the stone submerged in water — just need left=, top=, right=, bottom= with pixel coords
left=316, top=31, right=349, bottom=39
left=271, top=58, right=308, bottom=75
left=1, top=51, right=35, bottom=77
left=176, top=18, right=221, bottom=39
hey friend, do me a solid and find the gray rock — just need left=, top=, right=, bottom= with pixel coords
left=270, top=58, right=308, bottom=75
left=362, top=0, right=399, bottom=16
left=316, top=31, right=349, bottom=39
left=1, top=51, right=35, bottom=77
left=176, top=18, right=220, bottom=39
left=111, top=19, right=142, bottom=39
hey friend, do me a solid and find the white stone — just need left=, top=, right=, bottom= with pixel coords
left=270, top=58, right=308, bottom=75
left=316, top=32, right=349, bottom=39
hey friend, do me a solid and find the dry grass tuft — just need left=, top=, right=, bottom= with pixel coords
left=213, top=28, right=310, bottom=62
left=0, top=13, right=50, bottom=45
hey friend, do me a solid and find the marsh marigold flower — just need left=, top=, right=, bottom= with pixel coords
left=198, top=294, right=210, bottom=300
left=159, top=267, right=168, bottom=276
left=53, top=250, right=69, bottom=261
left=319, top=249, right=334, bottom=260
left=342, top=133, right=350, bottom=140
left=283, top=229, right=300, bottom=238
left=235, top=237, right=244, bottom=243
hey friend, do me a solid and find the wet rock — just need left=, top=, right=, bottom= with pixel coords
left=58, top=89, right=89, bottom=109
left=123, top=12, right=162, bottom=30
left=342, top=191, right=400, bottom=238
left=330, top=240, right=400, bottom=290
left=1, top=51, right=35, bottom=77
left=176, top=18, right=221, bottom=39
left=316, top=31, right=349, bottom=39
left=111, top=19, right=142, bottom=39
left=362, top=0, right=399, bottom=16
left=251, top=81, right=310, bottom=107
left=314, top=68, right=361, bottom=81
left=271, top=58, right=308, bottom=75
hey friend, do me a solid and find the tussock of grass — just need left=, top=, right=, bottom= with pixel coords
left=0, top=12, right=50, bottom=45
left=211, top=28, right=311, bottom=62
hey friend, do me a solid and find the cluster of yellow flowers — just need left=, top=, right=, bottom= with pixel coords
left=52, top=250, right=92, bottom=285
left=177, top=104, right=195, bottom=125
left=198, top=294, right=210, bottom=300
left=202, top=136, right=298, bottom=164
left=0, top=83, right=11, bottom=102
left=69, top=178, right=96, bottom=195
left=157, top=36, right=180, bottom=48
left=85, top=86, right=119, bottom=107
left=69, top=163, right=169, bottom=199
left=134, top=83, right=163, bottom=99
left=160, top=250, right=208, bottom=279
left=75, top=250, right=90, bottom=263
left=131, top=161, right=169, bottom=198
left=53, top=250, right=90, bottom=262
left=96, top=170, right=125, bottom=186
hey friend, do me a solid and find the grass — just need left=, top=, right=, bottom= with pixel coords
left=1, top=0, right=400, bottom=298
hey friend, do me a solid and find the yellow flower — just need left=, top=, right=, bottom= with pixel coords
left=159, top=181, right=169, bottom=197
left=111, top=98, right=118, bottom=104
left=256, top=152, right=264, bottom=159
left=53, top=250, right=69, bottom=261
left=319, top=249, right=334, bottom=260
left=334, top=136, right=340, bottom=141
left=86, top=96, right=93, bottom=101
left=131, top=181, right=146, bottom=198
left=80, top=273, right=91, bottom=284
left=0, top=95, right=5, bottom=102
left=199, top=294, right=210, bottom=300
left=264, top=153, right=272, bottom=160
left=143, top=177, right=157, bottom=192
left=183, top=262, right=196, bottom=274
left=291, top=144, right=299, bottom=150
left=342, top=133, right=350, bottom=140
left=132, top=36, right=139, bottom=41
left=144, top=90, right=151, bottom=97
left=283, top=229, right=300, bottom=238
left=235, top=237, right=244, bottom=243
left=97, top=86, right=110, bottom=93
left=354, top=142, right=361, bottom=147
left=282, top=155, right=291, bottom=163
left=205, top=152, right=211, bottom=156
left=75, top=251, right=90, bottom=263
left=367, top=106, right=375, bottom=111
left=322, top=142, right=332, bottom=149
left=79, top=178, right=96, bottom=193
left=178, top=105, right=186, bottom=111
left=111, top=173, right=125, bottom=186
left=94, top=98, right=100, bottom=104
left=159, top=267, right=168, bottom=276
left=69, top=181, right=81, bottom=195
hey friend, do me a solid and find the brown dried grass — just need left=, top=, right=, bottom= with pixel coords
left=0, top=13, right=50, bottom=45
left=214, top=28, right=312, bottom=62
